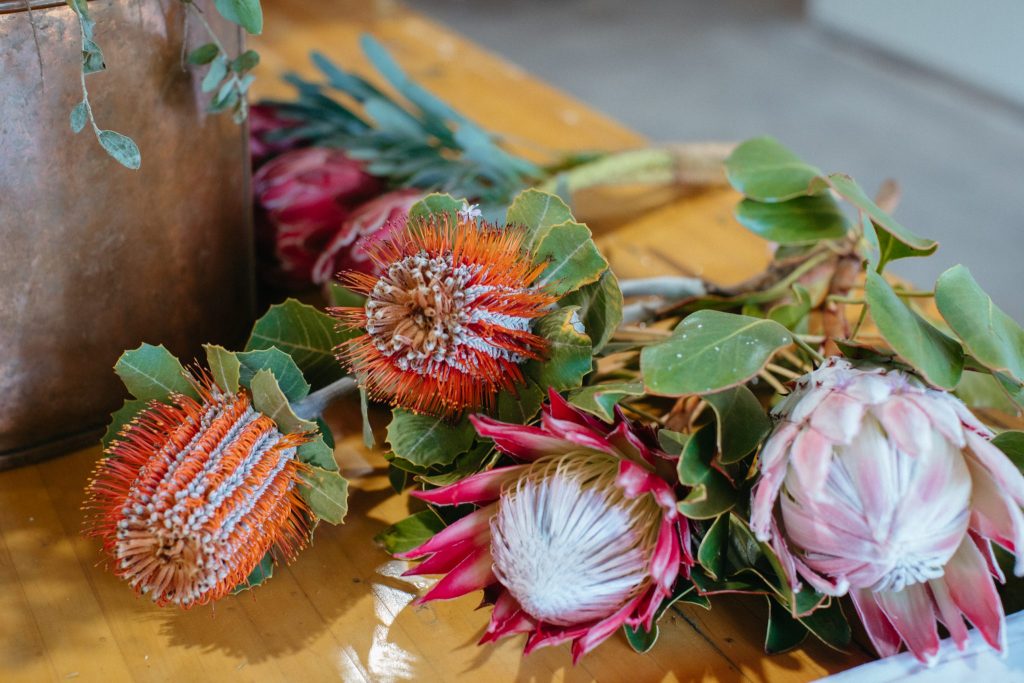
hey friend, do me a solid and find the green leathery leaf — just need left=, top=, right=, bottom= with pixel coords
left=531, top=221, right=608, bottom=296
left=115, top=343, right=198, bottom=401
left=624, top=579, right=708, bottom=653
left=296, top=434, right=338, bottom=471
left=231, top=552, right=274, bottom=594
left=250, top=369, right=316, bottom=434
left=826, top=174, right=937, bottom=267
left=558, top=269, right=623, bottom=353
left=213, top=0, right=263, bottom=35
left=327, top=282, right=366, bottom=308
left=236, top=348, right=311, bottom=402
left=246, top=299, right=351, bottom=389
left=359, top=387, right=375, bottom=449
left=497, top=380, right=546, bottom=425
left=204, top=344, right=241, bottom=393
left=993, top=431, right=1024, bottom=472
left=765, top=598, right=808, bottom=654
left=735, top=195, right=850, bottom=245
left=705, top=385, right=771, bottom=464
left=767, top=284, right=812, bottom=330
left=101, top=399, right=148, bottom=451
left=386, top=410, right=475, bottom=468
left=505, top=189, right=574, bottom=248
left=936, top=265, right=1024, bottom=390
left=524, top=306, right=593, bottom=392
left=697, top=513, right=730, bottom=580
left=798, top=598, right=851, bottom=650
left=641, top=310, right=792, bottom=396
left=954, top=371, right=1019, bottom=414
left=568, top=381, right=644, bottom=422
left=724, top=136, right=824, bottom=202
left=408, top=193, right=464, bottom=223
left=299, top=468, right=349, bottom=524
left=676, top=426, right=736, bottom=519
left=97, top=130, right=141, bottom=170
left=375, top=509, right=446, bottom=555
left=865, top=270, right=963, bottom=390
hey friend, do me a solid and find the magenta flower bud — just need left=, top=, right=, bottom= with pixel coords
left=397, top=390, right=693, bottom=662
left=752, top=357, right=1024, bottom=665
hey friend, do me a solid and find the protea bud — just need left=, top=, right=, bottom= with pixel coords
left=751, top=357, right=1024, bottom=665
left=397, top=391, right=691, bottom=662
left=85, top=379, right=312, bottom=608
left=333, top=213, right=556, bottom=417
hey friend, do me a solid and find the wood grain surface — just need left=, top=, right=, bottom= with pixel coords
left=0, top=0, right=874, bottom=680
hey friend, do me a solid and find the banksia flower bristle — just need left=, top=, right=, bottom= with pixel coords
left=85, top=379, right=312, bottom=608
left=334, top=213, right=557, bottom=416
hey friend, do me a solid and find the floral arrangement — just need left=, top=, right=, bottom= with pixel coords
left=63, top=0, right=264, bottom=168
left=83, top=39, right=1024, bottom=672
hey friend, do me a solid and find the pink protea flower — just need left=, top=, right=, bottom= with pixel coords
left=751, top=357, right=1024, bottom=665
left=311, top=189, right=422, bottom=284
left=397, top=391, right=692, bottom=662
left=253, top=147, right=382, bottom=285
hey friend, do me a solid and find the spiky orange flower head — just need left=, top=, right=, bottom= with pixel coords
left=334, top=213, right=557, bottom=416
left=85, top=376, right=312, bottom=608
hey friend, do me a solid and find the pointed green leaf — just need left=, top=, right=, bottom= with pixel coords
left=250, top=369, right=316, bottom=434
left=299, top=468, right=348, bottom=524
left=246, top=299, right=351, bottom=389
left=705, top=385, right=771, bottom=464
left=724, top=136, right=823, bottom=202
left=97, top=130, right=141, bottom=170
left=568, top=381, right=644, bottom=422
left=386, top=410, right=475, bottom=468
left=204, top=344, right=240, bottom=393
left=374, top=509, right=446, bottom=555
left=114, top=343, right=198, bottom=401
left=936, top=265, right=1024, bottom=390
left=866, top=270, right=963, bottom=389
left=765, top=598, right=808, bottom=654
left=231, top=552, right=274, bottom=594
left=236, top=348, right=311, bottom=402
left=676, top=426, right=737, bottom=519
left=497, top=380, right=546, bottom=425
left=559, top=269, right=623, bottom=353
left=697, top=514, right=730, bottom=579
left=641, top=310, right=793, bottom=396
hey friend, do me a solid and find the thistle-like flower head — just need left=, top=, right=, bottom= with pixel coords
left=85, top=377, right=312, bottom=608
left=334, top=213, right=557, bottom=416
left=752, top=357, right=1024, bottom=665
left=397, top=391, right=692, bottom=662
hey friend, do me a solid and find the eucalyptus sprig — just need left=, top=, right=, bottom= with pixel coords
left=64, top=0, right=265, bottom=169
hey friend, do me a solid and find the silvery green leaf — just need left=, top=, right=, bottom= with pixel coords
left=97, top=130, right=141, bottom=170
left=70, top=101, right=88, bottom=133
left=202, top=55, right=229, bottom=94
left=188, top=43, right=220, bottom=66
left=213, top=0, right=264, bottom=35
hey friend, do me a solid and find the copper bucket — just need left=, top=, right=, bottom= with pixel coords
left=0, top=1, right=254, bottom=468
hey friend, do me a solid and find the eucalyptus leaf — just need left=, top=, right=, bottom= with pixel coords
left=865, top=270, right=963, bottom=390
left=202, top=55, right=229, bottom=94
left=375, top=510, right=446, bottom=555
left=386, top=410, right=475, bottom=468
left=935, top=265, right=1024, bottom=390
left=204, top=344, right=241, bottom=393
left=735, top=195, right=849, bottom=244
left=236, top=348, right=311, bottom=402
left=246, top=299, right=351, bottom=389
left=724, top=136, right=823, bottom=202
left=705, top=385, right=771, bottom=464
left=250, top=369, right=316, bottom=434
left=232, top=49, right=260, bottom=74
left=299, top=468, right=349, bottom=524
left=524, top=307, right=593, bottom=392
left=101, top=399, right=148, bottom=450
left=97, top=130, right=141, bottom=170
left=70, top=101, right=88, bottom=134
left=641, top=310, right=793, bottom=396
left=188, top=43, right=220, bottom=66
left=213, top=0, right=263, bottom=35
left=115, top=343, right=197, bottom=401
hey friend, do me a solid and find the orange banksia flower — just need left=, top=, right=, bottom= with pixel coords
left=334, top=213, right=557, bottom=416
left=85, top=378, right=313, bottom=608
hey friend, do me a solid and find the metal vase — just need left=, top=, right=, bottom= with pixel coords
left=0, top=1, right=254, bottom=468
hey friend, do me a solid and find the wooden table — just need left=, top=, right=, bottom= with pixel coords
left=0, top=1, right=875, bottom=680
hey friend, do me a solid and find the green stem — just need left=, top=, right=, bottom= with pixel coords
left=793, top=335, right=825, bottom=364
left=181, top=0, right=250, bottom=120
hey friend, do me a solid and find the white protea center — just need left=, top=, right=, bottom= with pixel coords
left=489, top=453, right=662, bottom=625
left=364, top=252, right=531, bottom=375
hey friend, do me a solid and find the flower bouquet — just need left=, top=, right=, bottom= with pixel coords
left=82, top=33, right=1024, bottom=674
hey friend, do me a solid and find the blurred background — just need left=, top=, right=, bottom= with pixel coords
left=411, top=0, right=1024, bottom=320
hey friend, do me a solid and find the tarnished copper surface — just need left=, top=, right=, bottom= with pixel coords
left=0, top=1, right=254, bottom=468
